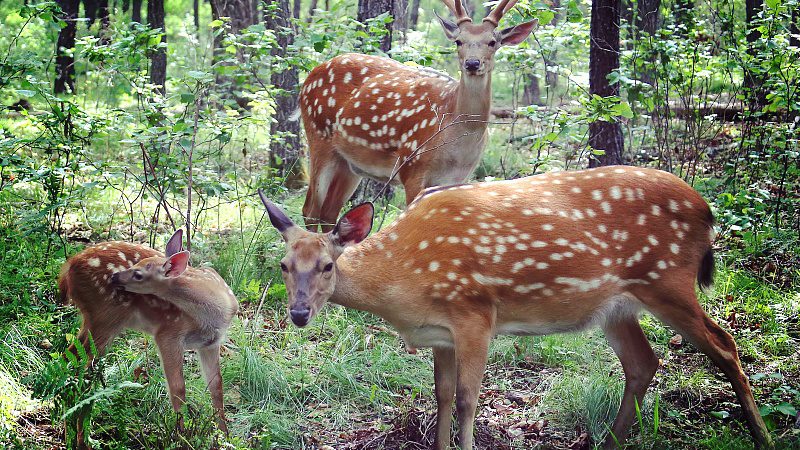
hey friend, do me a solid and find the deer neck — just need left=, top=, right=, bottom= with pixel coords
left=453, top=72, right=492, bottom=125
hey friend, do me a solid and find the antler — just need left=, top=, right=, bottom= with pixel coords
left=482, top=0, right=518, bottom=26
left=441, top=0, right=472, bottom=25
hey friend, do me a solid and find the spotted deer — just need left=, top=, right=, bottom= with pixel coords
left=299, top=0, right=537, bottom=231
left=259, top=166, right=773, bottom=449
left=58, top=230, right=238, bottom=446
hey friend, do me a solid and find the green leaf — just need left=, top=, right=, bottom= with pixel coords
left=775, top=403, right=797, bottom=416
left=611, top=102, right=634, bottom=119
left=536, top=10, right=555, bottom=25
left=15, top=89, right=36, bottom=98
left=210, top=19, right=224, bottom=28
left=187, top=70, right=208, bottom=80
left=765, top=0, right=781, bottom=9
left=180, top=93, right=195, bottom=103
left=710, top=410, right=730, bottom=419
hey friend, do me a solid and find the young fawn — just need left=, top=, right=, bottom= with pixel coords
left=259, top=166, right=773, bottom=449
left=300, top=0, right=536, bottom=231
left=59, top=230, right=238, bottom=445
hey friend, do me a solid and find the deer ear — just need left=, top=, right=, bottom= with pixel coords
left=165, top=229, right=183, bottom=257
left=499, top=20, right=537, bottom=46
left=331, top=203, right=374, bottom=248
left=259, top=189, right=297, bottom=236
left=163, top=251, right=190, bottom=277
left=435, top=10, right=461, bottom=40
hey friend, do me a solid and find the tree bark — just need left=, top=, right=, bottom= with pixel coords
left=265, top=0, right=303, bottom=182
left=745, top=0, right=765, bottom=109
left=55, top=0, right=79, bottom=94
left=210, top=0, right=258, bottom=107
left=293, top=0, right=301, bottom=19
left=132, top=0, right=142, bottom=23
left=358, top=0, right=395, bottom=52
left=84, top=0, right=98, bottom=25
left=148, top=0, right=167, bottom=95
left=634, top=0, right=660, bottom=85
left=98, top=0, right=110, bottom=40
left=588, top=0, right=624, bottom=167
left=194, top=0, right=200, bottom=29
left=306, top=0, right=318, bottom=22
left=355, top=0, right=395, bottom=201
left=408, top=0, right=420, bottom=29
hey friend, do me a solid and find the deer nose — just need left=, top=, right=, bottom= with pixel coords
left=110, top=272, right=120, bottom=284
left=464, top=59, right=481, bottom=72
left=290, top=306, right=311, bottom=327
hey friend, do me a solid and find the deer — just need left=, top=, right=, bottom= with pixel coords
left=258, top=165, right=774, bottom=450
left=58, top=230, right=239, bottom=447
left=299, top=0, right=537, bottom=232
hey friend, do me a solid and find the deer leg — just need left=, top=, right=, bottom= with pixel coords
left=433, top=346, right=457, bottom=450
left=454, top=333, right=490, bottom=450
left=154, top=333, right=187, bottom=431
left=644, top=290, right=773, bottom=449
left=303, top=153, right=361, bottom=232
left=198, top=344, right=228, bottom=434
left=601, top=316, right=659, bottom=448
left=317, top=161, right=362, bottom=233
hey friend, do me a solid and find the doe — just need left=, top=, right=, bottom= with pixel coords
left=259, top=166, right=773, bottom=449
left=300, top=0, right=537, bottom=231
left=59, top=230, right=238, bottom=446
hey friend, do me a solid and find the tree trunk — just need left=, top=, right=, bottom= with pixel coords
left=194, top=0, right=200, bottom=29
left=306, top=0, right=318, bottom=22
left=98, top=0, right=110, bottom=40
left=55, top=0, right=79, bottom=94
left=210, top=0, right=257, bottom=107
left=84, top=0, right=98, bottom=25
left=355, top=0, right=395, bottom=201
left=265, top=0, right=303, bottom=183
left=132, top=0, right=142, bottom=23
left=358, top=0, right=395, bottom=52
left=293, top=0, right=301, bottom=19
left=674, top=0, right=694, bottom=33
left=408, top=0, right=420, bottom=29
left=634, top=0, right=660, bottom=85
left=588, top=0, right=624, bottom=167
left=745, top=0, right=765, bottom=109
left=148, top=0, right=167, bottom=95
left=522, top=74, right=542, bottom=106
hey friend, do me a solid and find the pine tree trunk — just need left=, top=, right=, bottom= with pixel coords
left=306, top=0, right=318, bottom=22
left=588, top=0, right=624, bottom=167
left=354, top=0, right=395, bottom=202
left=358, top=0, right=395, bottom=52
left=148, top=0, right=167, bottom=95
left=55, top=0, right=79, bottom=94
left=408, top=0, right=420, bottom=29
left=132, top=0, right=142, bottom=23
left=265, top=0, right=303, bottom=183
left=210, top=0, right=257, bottom=107
left=635, top=0, right=660, bottom=85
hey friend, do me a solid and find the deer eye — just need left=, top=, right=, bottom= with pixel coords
left=488, top=40, right=496, bottom=47
left=455, top=40, right=463, bottom=46
left=132, top=271, right=143, bottom=281
left=323, top=262, right=334, bottom=272
left=280, top=262, right=288, bottom=272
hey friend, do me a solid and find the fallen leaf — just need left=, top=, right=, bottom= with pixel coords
left=669, top=334, right=683, bottom=349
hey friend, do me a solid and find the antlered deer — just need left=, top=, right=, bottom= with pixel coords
left=59, top=230, right=238, bottom=446
left=300, top=0, right=537, bottom=231
left=259, top=166, right=773, bottom=449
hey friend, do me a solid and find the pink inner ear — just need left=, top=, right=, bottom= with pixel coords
left=164, top=251, right=190, bottom=277
left=337, top=203, right=374, bottom=244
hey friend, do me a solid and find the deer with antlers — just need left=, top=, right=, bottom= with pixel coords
left=59, top=230, right=238, bottom=447
left=299, top=0, right=537, bottom=231
left=259, top=166, right=773, bottom=449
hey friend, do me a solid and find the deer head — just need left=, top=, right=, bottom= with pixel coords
left=110, top=229, right=189, bottom=294
left=436, top=0, right=537, bottom=76
left=259, top=190, right=373, bottom=327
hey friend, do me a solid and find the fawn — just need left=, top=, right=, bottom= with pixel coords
left=259, top=166, right=773, bottom=449
left=58, top=230, right=238, bottom=446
